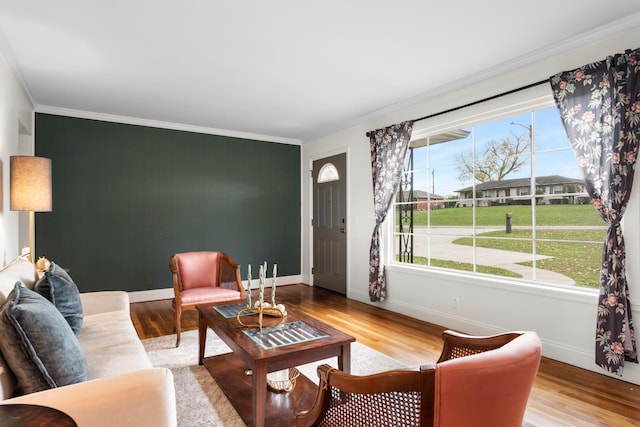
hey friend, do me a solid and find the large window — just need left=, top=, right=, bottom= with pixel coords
left=391, top=96, right=605, bottom=289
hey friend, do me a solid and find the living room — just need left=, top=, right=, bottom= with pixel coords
left=1, top=2, right=640, bottom=426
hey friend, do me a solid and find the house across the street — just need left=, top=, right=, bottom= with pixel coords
left=397, top=190, right=445, bottom=210
left=455, top=175, right=586, bottom=207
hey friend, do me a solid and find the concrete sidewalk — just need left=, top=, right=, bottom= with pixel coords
left=405, top=227, right=575, bottom=286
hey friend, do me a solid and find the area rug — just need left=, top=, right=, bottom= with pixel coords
left=143, top=329, right=407, bottom=427
left=144, top=330, right=538, bottom=427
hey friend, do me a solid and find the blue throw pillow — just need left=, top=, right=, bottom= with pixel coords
left=34, top=262, right=83, bottom=334
left=0, top=283, right=87, bottom=395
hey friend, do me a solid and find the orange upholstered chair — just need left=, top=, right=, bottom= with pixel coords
left=297, top=330, right=541, bottom=427
left=430, top=330, right=541, bottom=426
left=169, top=251, right=246, bottom=347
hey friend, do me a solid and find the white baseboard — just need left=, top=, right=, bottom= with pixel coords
left=128, top=287, right=174, bottom=303
left=128, top=274, right=303, bottom=303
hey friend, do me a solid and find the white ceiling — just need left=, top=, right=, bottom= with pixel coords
left=0, top=1, right=639, bottom=144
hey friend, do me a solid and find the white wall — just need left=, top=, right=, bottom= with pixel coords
left=302, top=19, right=640, bottom=384
left=0, top=50, right=34, bottom=266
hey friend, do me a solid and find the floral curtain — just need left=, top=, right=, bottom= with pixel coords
left=550, top=48, right=640, bottom=375
left=368, top=121, right=413, bottom=302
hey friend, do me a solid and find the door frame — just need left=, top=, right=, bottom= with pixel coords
left=308, top=148, right=349, bottom=294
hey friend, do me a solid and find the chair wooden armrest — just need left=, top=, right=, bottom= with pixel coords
left=296, top=365, right=333, bottom=427
left=296, top=364, right=434, bottom=427
left=437, top=329, right=524, bottom=362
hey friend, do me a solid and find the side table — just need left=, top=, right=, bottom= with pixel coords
left=0, top=403, right=77, bottom=427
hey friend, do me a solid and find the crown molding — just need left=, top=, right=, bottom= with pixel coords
left=35, top=105, right=302, bottom=146
left=355, top=11, right=640, bottom=126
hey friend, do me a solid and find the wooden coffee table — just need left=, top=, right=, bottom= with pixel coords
left=197, top=300, right=355, bottom=427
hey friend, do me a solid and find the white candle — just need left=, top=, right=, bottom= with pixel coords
left=271, top=263, right=277, bottom=305
left=258, top=265, right=264, bottom=308
left=247, top=264, right=252, bottom=307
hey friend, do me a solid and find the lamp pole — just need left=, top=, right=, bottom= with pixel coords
left=510, top=121, right=532, bottom=142
left=510, top=120, right=534, bottom=197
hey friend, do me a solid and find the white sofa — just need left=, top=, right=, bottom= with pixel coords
left=0, top=256, right=177, bottom=427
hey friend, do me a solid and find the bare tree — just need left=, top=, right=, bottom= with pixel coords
left=456, top=133, right=529, bottom=183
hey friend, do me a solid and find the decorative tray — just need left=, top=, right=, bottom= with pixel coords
left=213, top=302, right=252, bottom=318
left=243, top=320, right=329, bottom=350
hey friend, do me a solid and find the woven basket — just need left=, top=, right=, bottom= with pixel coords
left=267, top=368, right=300, bottom=393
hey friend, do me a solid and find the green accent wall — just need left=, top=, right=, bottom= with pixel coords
left=35, top=113, right=300, bottom=293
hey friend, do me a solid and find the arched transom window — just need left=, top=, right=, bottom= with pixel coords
left=317, top=163, right=339, bottom=183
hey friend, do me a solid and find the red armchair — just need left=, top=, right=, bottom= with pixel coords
left=169, top=251, right=246, bottom=347
left=297, top=330, right=541, bottom=427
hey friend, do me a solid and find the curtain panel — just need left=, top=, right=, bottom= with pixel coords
left=367, top=121, right=413, bottom=302
left=550, top=48, right=640, bottom=375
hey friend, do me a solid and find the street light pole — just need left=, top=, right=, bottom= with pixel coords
left=510, top=119, right=534, bottom=198
left=510, top=121, right=532, bottom=142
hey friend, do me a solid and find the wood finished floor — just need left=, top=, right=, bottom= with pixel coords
left=130, top=284, right=640, bottom=426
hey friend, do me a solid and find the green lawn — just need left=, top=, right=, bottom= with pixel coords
left=396, top=204, right=606, bottom=289
left=453, top=229, right=604, bottom=288
left=402, top=204, right=604, bottom=227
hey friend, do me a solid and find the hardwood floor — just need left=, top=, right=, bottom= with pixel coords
left=131, top=284, right=640, bottom=426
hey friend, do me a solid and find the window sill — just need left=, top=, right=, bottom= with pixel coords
left=385, top=262, right=598, bottom=305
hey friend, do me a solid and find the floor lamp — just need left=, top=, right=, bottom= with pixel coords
left=10, top=156, right=52, bottom=263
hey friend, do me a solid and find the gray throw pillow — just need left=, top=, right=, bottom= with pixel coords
left=0, top=283, right=87, bottom=395
left=34, top=262, right=83, bottom=334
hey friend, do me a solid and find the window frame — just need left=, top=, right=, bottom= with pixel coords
left=383, top=84, right=599, bottom=293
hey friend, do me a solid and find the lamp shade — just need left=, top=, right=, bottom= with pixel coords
left=10, top=156, right=52, bottom=212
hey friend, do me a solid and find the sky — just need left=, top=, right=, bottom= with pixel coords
left=409, top=106, right=581, bottom=197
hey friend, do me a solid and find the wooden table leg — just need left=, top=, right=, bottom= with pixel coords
left=198, top=312, right=207, bottom=366
left=338, top=343, right=351, bottom=374
left=252, top=363, right=267, bottom=427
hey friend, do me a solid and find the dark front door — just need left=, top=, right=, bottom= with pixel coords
left=312, top=153, right=347, bottom=294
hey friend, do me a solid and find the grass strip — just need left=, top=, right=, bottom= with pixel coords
left=452, top=229, right=603, bottom=288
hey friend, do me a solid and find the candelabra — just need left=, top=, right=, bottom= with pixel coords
left=236, top=262, right=286, bottom=330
